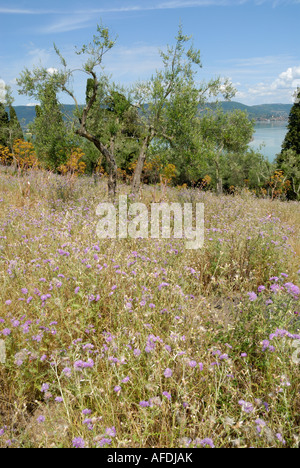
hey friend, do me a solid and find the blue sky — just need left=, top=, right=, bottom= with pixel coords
left=0, top=0, right=300, bottom=106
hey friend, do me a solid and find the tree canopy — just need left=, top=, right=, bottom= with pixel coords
left=276, top=88, right=300, bottom=199
left=281, top=88, right=300, bottom=155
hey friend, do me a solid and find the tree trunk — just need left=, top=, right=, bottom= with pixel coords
left=215, top=159, right=223, bottom=195
left=97, top=140, right=117, bottom=202
left=75, top=74, right=118, bottom=201
left=131, top=129, right=154, bottom=195
left=216, top=177, right=223, bottom=195
left=76, top=128, right=118, bottom=201
left=215, top=147, right=223, bottom=195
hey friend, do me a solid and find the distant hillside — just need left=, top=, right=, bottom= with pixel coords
left=6, top=105, right=78, bottom=131
left=9, top=101, right=292, bottom=130
left=216, top=101, right=292, bottom=121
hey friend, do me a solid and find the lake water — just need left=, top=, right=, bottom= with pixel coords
left=249, top=121, right=288, bottom=162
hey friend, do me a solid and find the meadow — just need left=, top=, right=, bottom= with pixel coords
left=0, top=167, right=299, bottom=448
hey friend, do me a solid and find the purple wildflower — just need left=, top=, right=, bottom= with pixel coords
left=247, top=292, right=258, bottom=301
left=62, top=367, right=72, bottom=377
left=158, top=282, right=169, bottom=291
left=139, top=401, right=150, bottom=407
left=105, top=426, right=116, bottom=437
left=255, top=418, right=266, bottom=434
left=200, top=438, right=215, bottom=448
left=164, top=368, right=173, bottom=378
left=98, top=437, right=112, bottom=447
left=188, top=360, right=197, bottom=368
left=83, top=418, right=92, bottom=425
left=219, top=354, right=229, bottom=360
left=276, top=433, right=286, bottom=445
left=284, top=282, right=300, bottom=297
left=238, top=400, right=254, bottom=414
left=72, top=437, right=85, bottom=448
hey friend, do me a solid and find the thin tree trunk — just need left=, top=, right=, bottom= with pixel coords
left=76, top=128, right=117, bottom=201
left=72, top=73, right=118, bottom=201
left=131, top=129, right=154, bottom=195
left=215, top=146, right=223, bottom=195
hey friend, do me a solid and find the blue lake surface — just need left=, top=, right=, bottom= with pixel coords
left=249, top=121, right=288, bottom=162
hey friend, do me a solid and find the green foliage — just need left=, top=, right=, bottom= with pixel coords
left=162, top=82, right=205, bottom=184
left=199, top=108, right=255, bottom=193
left=131, top=24, right=236, bottom=192
left=29, top=82, right=70, bottom=170
left=0, top=101, right=24, bottom=150
left=277, top=89, right=300, bottom=200
left=14, top=21, right=280, bottom=198
left=0, top=103, right=9, bottom=146
left=221, top=149, right=274, bottom=191
left=80, top=77, right=141, bottom=173
left=281, top=89, right=300, bottom=155
left=277, top=149, right=300, bottom=200
left=8, top=105, right=24, bottom=145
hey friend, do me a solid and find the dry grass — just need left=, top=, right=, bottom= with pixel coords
left=0, top=167, right=299, bottom=448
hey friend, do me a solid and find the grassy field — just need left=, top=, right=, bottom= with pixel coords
left=0, top=167, right=299, bottom=448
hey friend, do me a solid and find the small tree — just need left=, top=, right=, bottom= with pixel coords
left=82, top=79, right=141, bottom=175
left=221, top=148, right=273, bottom=193
left=0, top=86, right=24, bottom=151
left=17, top=24, right=118, bottom=200
left=30, top=81, right=69, bottom=170
left=199, top=108, right=254, bottom=194
left=276, top=88, right=300, bottom=199
left=0, top=102, right=9, bottom=146
left=131, top=24, right=235, bottom=194
left=278, top=149, right=300, bottom=200
left=8, top=105, right=24, bottom=145
left=280, top=88, right=300, bottom=156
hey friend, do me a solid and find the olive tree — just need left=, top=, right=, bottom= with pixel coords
left=17, top=24, right=118, bottom=199
left=199, top=108, right=254, bottom=194
left=131, top=25, right=235, bottom=194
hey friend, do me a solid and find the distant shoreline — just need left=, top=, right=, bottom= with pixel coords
left=254, top=118, right=288, bottom=123
left=8, top=102, right=291, bottom=131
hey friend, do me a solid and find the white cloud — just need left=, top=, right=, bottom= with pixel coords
left=47, top=68, right=59, bottom=75
left=248, top=66, right=300, bottom=99
left=39, top=14, right=93, bottom=34
left=0, top=8, right=44, bottom=14
left=273, top=66, right=300, bottom=89
left=246, top=66, right=300, bottom=102
left=28, top=1, right=256, bottom=35
left=216, top=55, right=300, bottom=104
